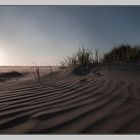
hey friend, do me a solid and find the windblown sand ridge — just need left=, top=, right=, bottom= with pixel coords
left=0, top=64, right=140, bottom=134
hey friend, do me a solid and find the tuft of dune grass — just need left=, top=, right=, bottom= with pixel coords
left=61, top=46, right=99, bottom=69
left=103, top=44, right=140, bottom=63
left=31, top=62, right=41, bottom=83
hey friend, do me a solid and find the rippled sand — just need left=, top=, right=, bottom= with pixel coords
left=0, top=64, right=140, bottom=134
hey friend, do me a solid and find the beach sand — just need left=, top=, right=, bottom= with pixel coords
left=0, top=64, right=140, bottom=134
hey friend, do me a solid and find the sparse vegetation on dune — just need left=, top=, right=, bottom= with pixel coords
left=103, top=44, right=140, bottom=63
left=60, top=46, right=100, bottom=76
left=77, top=47, right=94, bottom=67
left=31, top=62, right=41, bottom=83
left=60, top=44, right=140, bottom=75
left=59, top=62, right=67, bottom=69
left=62, top=46, right=99, bottom=69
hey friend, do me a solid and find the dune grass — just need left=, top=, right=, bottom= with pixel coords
left=103, top=44, right=140, bottom=63
left=60, top=44, right=140, bottom=76
left=32, top=62, right=41, bottom=83
left=62, top=44, right=140, bottom=67
left=62, top=46, right=99, bottom=68
left=77, top=47, right=94, bottom=67
left=60, top=46, right=101, bottom=76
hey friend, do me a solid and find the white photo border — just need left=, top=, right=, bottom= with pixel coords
left=0, top=0, right=140, bottom=140
left=0, top=0, right=139, bottom=5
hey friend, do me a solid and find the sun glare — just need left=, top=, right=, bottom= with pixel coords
left=0, top=44, right=6, bottom=66
left=0, top=50, right=5, bottom=65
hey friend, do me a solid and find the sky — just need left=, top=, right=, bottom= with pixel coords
left=0, top=6, right=140, bottom=66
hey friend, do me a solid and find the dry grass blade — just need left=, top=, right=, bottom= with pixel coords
left=32, top=62, right=41, bottom=83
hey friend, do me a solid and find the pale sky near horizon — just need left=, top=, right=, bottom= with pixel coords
left=0, top=6, right=140, bottom=66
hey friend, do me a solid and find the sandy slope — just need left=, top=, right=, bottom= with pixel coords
left=0, top=64, right=140, bottom=134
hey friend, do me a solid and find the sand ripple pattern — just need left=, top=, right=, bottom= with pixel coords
left=0, top=71, right=140, bottom=134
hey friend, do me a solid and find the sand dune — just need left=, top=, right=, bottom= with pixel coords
left=0, top=64, right=140, bottom=134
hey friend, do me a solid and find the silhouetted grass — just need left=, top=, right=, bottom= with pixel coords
left=77, top=47, right=94, bottom=67
left=59, top=62, right=67, bottom=69
left=60, top=46, right=101, bottom=76
left=32, top=62, right=41, bottom=83
left=103, top=44, right=140, bottom=63
left=62, top=46, right=99, bottom=68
